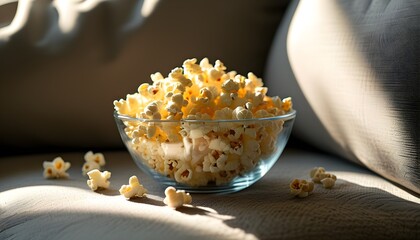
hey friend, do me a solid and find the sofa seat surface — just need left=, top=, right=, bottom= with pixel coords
left=1, top=149, right=419, bottom=240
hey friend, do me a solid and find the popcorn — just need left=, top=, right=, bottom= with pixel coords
left=222, top=79, right=240, bottom=93
left=214, top=107, right=233, bottom=119
left=174, top=163, right=193, bottom=183
left=163, top=186, right=192, bottom=208
left=183, top=58, right=202, bottom=77
left=114, top=57, right=294, bottom=187
left=193, top=87, right=214, bottom=104
left=219, top=92, right=236, bottom=107
left=43, top=157, right=71, bottom=179
left=150, top=72, right=164, bottom=82
left=214, top=60, right=227, bottom=71
left=310, top=167, right=337, bottom=188
left=87, top=169, right=111, bottom=191
left=321, top=177, right=336, bottom=189
left=85, top=151, right=106, bottom=166
left=82, top=151, right=106, bottom=176
left=246, top=72, right=263, bottom=88
left=119, top=176, right=148, bottom=199
left=82, top=161, right=100, bottom=176
left=290, top=179, right=314, bottom=198
left=232, top=106, right=253, bottom=120
left=282, top=97, right=293, bottom=112
left=142, top=101, right=162, bottom=120
left=199, top=57, right=213, bottom=70
left=209, top=138, right=230, bottom=152
left=203, top=151, right=228, bottom=173
left=166, top=93, right=188, bottom=116
left=310, top=167, right=326, bottom=183
left=168, top=68, right=192, bottom=92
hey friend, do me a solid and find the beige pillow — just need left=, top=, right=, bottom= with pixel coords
left=265, top=0, right=420, bottom=194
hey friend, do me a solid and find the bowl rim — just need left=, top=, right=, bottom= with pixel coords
left=114, top=109, right=296, bottom=123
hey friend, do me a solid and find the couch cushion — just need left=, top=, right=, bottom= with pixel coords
left=265, top=0, right=420, bottom=193
left=0, top=0, right=289, bottom=153
left=0, top=149, right=419, bottom=239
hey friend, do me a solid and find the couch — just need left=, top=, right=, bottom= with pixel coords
left=1, top=0, right=419, bottom=239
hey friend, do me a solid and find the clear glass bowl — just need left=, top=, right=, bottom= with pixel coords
left=114, top=110, right=296, bottom=193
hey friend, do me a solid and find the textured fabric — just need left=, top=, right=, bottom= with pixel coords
left=1, top=149, right=419, bottom=240
left=0, top=0, right=289, bottom=152
left=265, top=0, right=420, bottom=193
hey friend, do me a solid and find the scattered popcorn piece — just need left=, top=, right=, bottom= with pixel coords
left=310, top=167, right=327, bottom=183
left=87, top=169, right=111, bottom=191
left=119, top=176, right=148, bottom=199
left=310, top=167, right=324, bottom=178
left=163, top=186, right=192, bottom=208
left=84, top=151, right=106, bottom=166
left=321, top=177, right=336, bottom=189
left=290, top=179, right=314, bottom=198
left=310, top=167, right=337, bottom=186
left=82, top=151, right=106, bottom=176
left=82, top=161, right=101, bottom=176
left=43, top=157, right=71, bottom=179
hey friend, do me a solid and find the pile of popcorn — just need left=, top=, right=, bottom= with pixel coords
left=114, top=58, right=293, bottom=187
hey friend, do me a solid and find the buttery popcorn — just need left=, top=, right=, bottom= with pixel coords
left=114, top=58, right=293, bottom=187
left=82, top=151, right=106, bottom=176
left=43, top=157, right=71, bottom=179
left=119, top=176, right=148, bottom=199
left=87, top=169, right=111, bottom=191
left=163, top=186, right=192, bottom=208
left=290, top=179, right=314, bottom=198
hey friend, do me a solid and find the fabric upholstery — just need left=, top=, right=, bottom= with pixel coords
left=265, top=0, right=420, bottom=193
left=0, top=0, right=289, bottom=153
left=1, top=149, right=419, bottom=240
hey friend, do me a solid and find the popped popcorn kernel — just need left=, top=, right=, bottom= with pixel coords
left=183, top=58, right=202, bottom=76
left=87, top=169, right=111, bottom=191
left=82, top=161, right=100, bottom=176
left=43, top=157, right=71, bottom=179
left=163, top=186, right=192, bottom=208
left=232, top=106, right=253, bottom=120
left=143, top=101, right=162, bottom=120
left=82, top=151, right=106, bottom=176
left=150, top=72, right=164, bottom=82
left=290, top=179, right=314, bottom=198
left=310, top=167, right=337, bottom=188
left=166, top=93, right=187, bottom=115
left=84, top=151, right=106, bottom=166
left=214, top=60, right=227, bottom=71
left=114, top=57, right=294, bottom=187
left=310, top=167, right=326, bottom=183
left=247, top=72, right=263, bottom=88
left=169, top=67, right=192, bottom=92
left=282, top=97, right=292, bottom=112
left=222, top=79, right=239, bottom=93
left=174, top=164, right=193, bottom=183
left=321, top=177, right=336, bottom=189
left=119, top=176, right=147, bottom=199
left=199, top=57, right=212, bottom=70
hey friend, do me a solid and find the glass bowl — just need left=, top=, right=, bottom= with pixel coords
left=114, top=110, right=296, bottom=193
